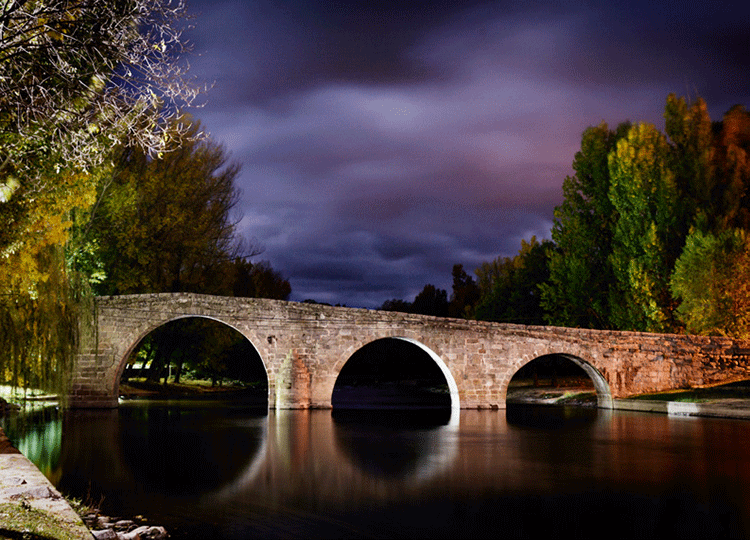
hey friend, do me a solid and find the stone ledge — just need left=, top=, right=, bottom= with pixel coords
left=0, top=431, right=93, bottom=539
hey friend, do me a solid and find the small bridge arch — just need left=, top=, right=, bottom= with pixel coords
left=71, top=293, right=750, bottom=409
left=504, top=353, right=613, bottom=409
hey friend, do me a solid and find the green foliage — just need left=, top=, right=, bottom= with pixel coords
left=608, top=122, right=680, bottom=332
left=540, top=94, right=750, bottom=334
left=77, top=117, right=242, bottom=295
left=0, top=0, right=198, bottom=395
left=540, top=122, right=628, bottom=328
left=474, top=237, right=552, bottom=324
left=0, top=245, right=90, bottom=396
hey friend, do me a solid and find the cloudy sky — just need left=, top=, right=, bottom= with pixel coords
left=183, top=0, right=750, bottom=308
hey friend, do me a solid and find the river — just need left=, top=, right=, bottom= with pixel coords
left=3, top=401, right=750, bottom=539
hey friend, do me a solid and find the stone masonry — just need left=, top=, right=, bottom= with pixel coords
left=69, top=292, right=750, bottom=409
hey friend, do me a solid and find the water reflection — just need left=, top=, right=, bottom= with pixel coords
left=3, top=403, right=750, bottom=539
left=506, top=403, right=599, bottom=429
left=331, top=409, right=456, bottom=480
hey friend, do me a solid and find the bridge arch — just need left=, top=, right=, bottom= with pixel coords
left=112, top=314, right=270, bottom=403
left=329, top=336, right=460, bottom=412
left=503, top=352, right=613, bottom=409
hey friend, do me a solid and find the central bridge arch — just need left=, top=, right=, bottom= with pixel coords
left=71, top=293, right=750, bottom=409
left=330, top=336, right=460, bottom=411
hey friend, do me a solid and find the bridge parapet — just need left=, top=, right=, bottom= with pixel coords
left=69, top=293, right=750, bottom=409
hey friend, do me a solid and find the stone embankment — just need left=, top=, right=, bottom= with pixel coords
left=1, top=424, right=167, bottom=540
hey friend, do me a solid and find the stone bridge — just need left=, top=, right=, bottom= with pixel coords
left=70, top=292, right=750, bottom=409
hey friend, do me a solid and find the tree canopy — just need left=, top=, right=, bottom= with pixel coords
left=540, top=94, right=750, bottom=336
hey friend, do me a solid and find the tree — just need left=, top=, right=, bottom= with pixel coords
left=670, top=229, right=750, bottom=338
left=711, top=105, right=750, bottom=231
left=448, top=264, right=480, bottom=318
left=608, top=122, right=681, bottom=332
left=474, top=237, right=552, bottom=325
left=78, top=117, right=247, bottom=295
left=380, top=298, right=412, bottom=313
left=0, top=0, right=199, bottom=177
left=230, top=259, right=291, bottom=300
left=0, top=0, right=199, bottom=392
left=412, top=284, right=449, bottom=317
left=539, top=122, right=630, bottom=328
left=664, top=93, right=714, bottom=233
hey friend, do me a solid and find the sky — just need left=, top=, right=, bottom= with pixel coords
left=182, top=0, right=750, bottom=308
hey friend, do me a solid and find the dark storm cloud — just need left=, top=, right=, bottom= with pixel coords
left=184, top=0, right=750, bottom=307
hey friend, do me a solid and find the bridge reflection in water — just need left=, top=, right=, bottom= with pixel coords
left=6, top=402, right=750, bottom=539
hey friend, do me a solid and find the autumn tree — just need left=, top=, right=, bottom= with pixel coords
left=711, top=105, right=750, bottom=230
left=668, top=102, right=750, bottom=336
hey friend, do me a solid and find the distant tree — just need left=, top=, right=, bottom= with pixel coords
left=380, top=298, right=412, bottom=313
left=474, top=237, right=552, bottom=325
left=448, top=264, right=480, bottom=318
left=231, top=259, right=291, bottom=300
left=412, top=284, right=449, bottom=317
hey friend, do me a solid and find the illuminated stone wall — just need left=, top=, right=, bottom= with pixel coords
left=69, top=293, right=750, bottom=409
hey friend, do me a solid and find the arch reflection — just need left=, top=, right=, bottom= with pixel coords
left=331, top=408, right=458, bottom=481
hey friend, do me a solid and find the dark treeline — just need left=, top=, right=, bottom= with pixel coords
left=382, top=94, right=750, bottom=339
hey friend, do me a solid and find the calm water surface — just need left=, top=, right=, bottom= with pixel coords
left=4, top=401, right=750, bottom=539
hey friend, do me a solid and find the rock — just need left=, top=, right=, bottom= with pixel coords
left=92, top=529, right=118, bottom=540
left=119, top=525, right=168, bottom=540
left=114, top=519, right=137, bottom=531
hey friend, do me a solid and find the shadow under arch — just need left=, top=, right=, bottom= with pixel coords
left=331, top=336, right=461, bottom=416
left=506, top=353, right=613, bottom=410
left=115, top=315, right=269, bottom=406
